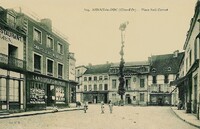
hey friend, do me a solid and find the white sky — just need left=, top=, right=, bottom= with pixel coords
left=1, top=0, right=197, bottom=66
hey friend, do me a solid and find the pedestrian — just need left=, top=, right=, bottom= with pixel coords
left=108, top=100, right=113, bottom=114
left=177, top=99, right=182, bottom=110
left=101, top=101, right=105, bottom=114
left=84, top=101, right=88, bottom=113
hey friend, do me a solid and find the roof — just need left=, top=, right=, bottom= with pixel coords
left=84, top=63, right=111, bottom=74
left=111, top=61, right=149, bottom=67
left=150, top=52, right=184, bottom=74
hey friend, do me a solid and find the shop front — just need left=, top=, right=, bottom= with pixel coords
left=83, top=91, right=108, bottom=104
left=149, top=93, right=171, bottom=106
left=26, top=72, right=69, bottom=111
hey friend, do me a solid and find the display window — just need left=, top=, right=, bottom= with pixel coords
left=29, top=82, right=46, bottom=104
left=55, top=86, right=65, bottom=103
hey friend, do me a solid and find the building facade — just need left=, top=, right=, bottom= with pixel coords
left=80, top=64, right=111, bottom=104
left=171, top=1, right=200, bottom=119
left=109, top=62, right=150, bottom=105
left=75, top=65, right=87, bottom=102
left=68, top=52, right=77, bottom=103
left=13, top=9, right=71, bottom=110
left=0, top=7, right=26, bottom=111
left=148, top=51, right=184, bottom=106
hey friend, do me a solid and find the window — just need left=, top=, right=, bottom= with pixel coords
left=152, top=68, right=156, bottom=73
left=133, top=96, right=136, bottom=101
left=84, top=77, right=87, bottom=81
left=164, top=75, right=169, bottom=84
left=33, top=28, right=42, bottom=43
left=140, top=79, right=145, bottom=88
left=58, top=63, right=63, bottom=79
left=99, top=76, right=103, bottom=80
left=34, top=54, right=42, bottom=73
left=186, top=58, right=188, bottom=72
left=84, top=85, right=87, bottom=91
left=0, top=78, right=6, bottom=101
left=140, top=93, right=144, bottom=102
left=125, top=78, right=131, bottom=90
left=99, top=84, right=102, bottom=90
left=189, top=50, right=192, bottom=66
left=47, top=36, right=54, bottom=50
left=94, top=76, right=97, bottom=81
left=89, top=85, right=92, bottom=91
left=7, top=13, right=15, bottom=28
left=194, top=38, right=198, bottom=60
left=57, top=43, right=63, bottom=54
left=104, top=76, right=108, bottom=80
left=47, top=59, right=53, bottom=76
left=94, top=84, right=97, bottom=91
left=104, top=84, right=108, bottom=90
left=167, top=67, right=171, bottom=71
left=88, top=77, right=92, bottom=81
left=112, top=79, right=117, bottom=89
left=9, top=80, right=19, bottom=102
left=152, top=75, right=157, bottom=84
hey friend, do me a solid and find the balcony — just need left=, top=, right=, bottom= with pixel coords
left=0, top=53, right=26, bottom=72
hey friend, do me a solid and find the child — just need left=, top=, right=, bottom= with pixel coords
left=101, top=101, right=105, bottom=114
left=108, top=100, right=113, bottom=113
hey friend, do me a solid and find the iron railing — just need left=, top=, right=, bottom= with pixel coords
left=0, top=53, right=26, bottom=70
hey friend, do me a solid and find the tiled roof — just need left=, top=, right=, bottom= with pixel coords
left=84, top=63, right=111, bottom=74
left=150, top=52, right=184, bottom=74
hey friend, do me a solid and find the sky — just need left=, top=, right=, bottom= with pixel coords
left=1, top=0, right=197, bottom=66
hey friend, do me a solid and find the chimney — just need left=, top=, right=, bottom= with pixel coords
left=173, top=50, right=179, bottom=58
left=41, top=18, right=52, bottom=31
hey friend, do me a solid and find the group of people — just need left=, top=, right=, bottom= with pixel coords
left=83, top=100, right=113, bottom=114
left=101, top=100, right=113, bottom=114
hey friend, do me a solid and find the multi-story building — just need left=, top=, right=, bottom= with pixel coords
left=75, top=65, right=87, bottom=102
left=0, top=7, right=26, bottom=112
left=148, top=51, right=184, bottom=106
left=68, top=52, right=77, bottom=103
left=171, top=1, right=200, bottom=118
left=109, top=61, right=150, bottom=105
left=12, top=9, right=71, bottom=110
left=80, top=64, right=111, bottom=103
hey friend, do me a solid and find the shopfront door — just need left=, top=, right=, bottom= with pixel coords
left=47, top=84, right=55, bottom=106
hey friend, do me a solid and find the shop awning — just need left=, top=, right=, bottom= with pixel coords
left=170, top=59, right=199, bottom=86
left=170, top=76, right=187, bottom=86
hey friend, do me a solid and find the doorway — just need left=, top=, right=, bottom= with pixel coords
left=47, top=84, right=55, bottom=106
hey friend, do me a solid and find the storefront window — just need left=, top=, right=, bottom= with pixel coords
left=9, top=80, right=19, bottom=102
left=55, top=86, right=65, bottom=103
left=0, top=78, right=6, bottom=101
left=29, top=82, right=45, bottom=104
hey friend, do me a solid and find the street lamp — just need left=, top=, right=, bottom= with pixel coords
left=118, top=21, right=129, bottom=105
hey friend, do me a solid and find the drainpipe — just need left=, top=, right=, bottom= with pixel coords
left=197, top=18, right=200, bottom=119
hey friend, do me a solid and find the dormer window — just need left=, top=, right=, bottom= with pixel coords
left=152, top=68, right=156, bottom=73
left=167, top=67, right=171, bottom=71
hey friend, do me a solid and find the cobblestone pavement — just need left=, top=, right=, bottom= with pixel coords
left=0, top=105, right=198, bottom=129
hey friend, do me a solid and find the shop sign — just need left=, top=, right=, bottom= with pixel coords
left=33, top=44, right=63, bottom=60
left=31, top=75, right=66, bottom=86
left=0, top=27, right=23, bottom=42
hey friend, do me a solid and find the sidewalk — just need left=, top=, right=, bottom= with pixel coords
left=0, top=107, right=84, bottom=119
left=171, top=106, right=200, bottom=128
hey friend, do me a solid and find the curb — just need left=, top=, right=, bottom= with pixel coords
left=170, top=107, right=200, bottom=129
left=0, top=108, right=84, bottom=119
